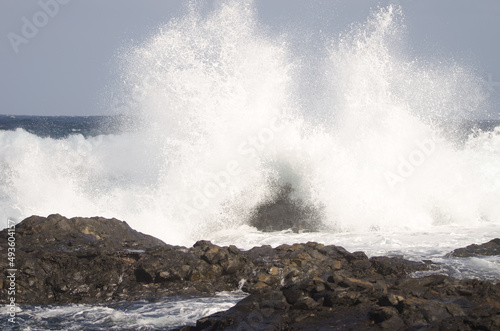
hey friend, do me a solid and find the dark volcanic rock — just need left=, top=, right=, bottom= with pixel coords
left=447, top=238, right=500, bottom=257
left=7, top=214, right=166, bottom=252
left=369, top=256, right=429, bottom=277
left=249, top=183, right=323, bottom=232
left=0, top=215, right=427, bottom=305
left=193, top=274, right=500, bottom=330
left=0, top=215, right=247, bottom=304
left=2, top=215, right=500, bottom=330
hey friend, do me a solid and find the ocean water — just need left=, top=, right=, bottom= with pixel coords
left=1, top=1, right=500, bottom=329
left=1, top=291, right=247, bottom=330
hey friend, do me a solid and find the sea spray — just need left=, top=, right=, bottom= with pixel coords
left=302, top=5, right=496, bottom=232
left=113, top=0, right=302, bottom=241
left=0, top=1, right=498, bottom=247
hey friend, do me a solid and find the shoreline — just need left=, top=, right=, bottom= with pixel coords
left=1, top=214, right=499, bottom=330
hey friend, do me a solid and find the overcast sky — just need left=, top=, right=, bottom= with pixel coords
left=1, top=0, right=499, bottom=117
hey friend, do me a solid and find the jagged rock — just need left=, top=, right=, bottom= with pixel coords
left=7, top=213, right=166, bottom=252
left=0, top=215, right=246, bottom=304
left=1, top=215, right=500, bottom=330
left=369, top=256, right=429, bottom=277
left=447, top=238, right=500, bottom=257
left=194, top=273, right=500, bottom=330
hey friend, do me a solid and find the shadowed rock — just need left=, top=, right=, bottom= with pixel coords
left=249, top=183, right=323, bottom=232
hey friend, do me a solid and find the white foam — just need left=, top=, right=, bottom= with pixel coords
left=4, top=291, right=247, bottom=330
left=0, top=1, right=498, bottom=258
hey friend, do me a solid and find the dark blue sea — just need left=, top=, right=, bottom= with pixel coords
left=0, top=115, right=121, bottom=139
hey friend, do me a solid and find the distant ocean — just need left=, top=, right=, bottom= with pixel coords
left=1, top=113, right=498, bottom=141
left=0, top=115, right=119, bottom=139
left=1, top=2, right=500, bottom=329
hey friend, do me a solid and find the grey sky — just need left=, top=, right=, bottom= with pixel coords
left=0, top=0, right=499, bottom=117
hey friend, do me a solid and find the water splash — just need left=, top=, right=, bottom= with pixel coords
left=0, top=2, right=498, bottom=247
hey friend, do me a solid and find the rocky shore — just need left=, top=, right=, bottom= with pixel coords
left=1, top=214, right=499, bottom=330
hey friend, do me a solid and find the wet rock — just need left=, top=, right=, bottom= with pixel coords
left=447, top=238, right=500, bottom=257
left=249, top=183, right=323, bottom=232
left=5, top=213, right=166, bottom=253
left=369, top=305, right=400, bottom=323
left=199, top=290, right=289, bottom=330
left=369, top=256, right=429, bottom=277
left=379, top=293, right=405, bottom=307
left=0, top=216, right=244, bottom=304
left=191, top=271, right=500, bottom=330
left=294, top=295, right=323, bottom=310
left=2, top=215, right=500, bottom=330
left=338, top=277, right=374, bottom=291
left=282, top=285, right=303, bottom=305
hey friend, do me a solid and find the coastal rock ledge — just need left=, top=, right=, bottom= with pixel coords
left=1, top=215, right=499, bottom=330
